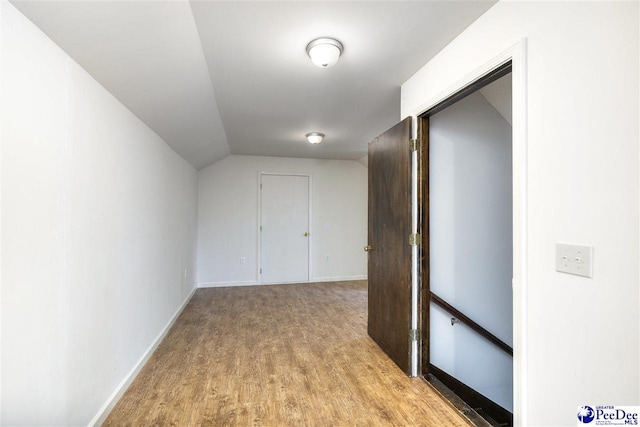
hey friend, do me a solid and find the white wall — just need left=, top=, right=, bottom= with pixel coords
left=403, top=2, right=639, bottom=426
left=429, top=90, right=513, bottom=410
left=1, top=4, right=198, bottom=425
left=197, top=155, right=367, bottom=286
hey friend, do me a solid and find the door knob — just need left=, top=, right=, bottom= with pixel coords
left=364, top=245, right=373, bottom=252
left=304, top=232, right=309, bottom=237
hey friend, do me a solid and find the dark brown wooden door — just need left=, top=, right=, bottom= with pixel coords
left=367, top=117, right=413, bottom=375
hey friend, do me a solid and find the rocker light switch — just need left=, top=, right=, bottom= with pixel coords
left=556, top=243, right=593, bottom=278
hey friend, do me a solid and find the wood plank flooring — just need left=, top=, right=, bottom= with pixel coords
left=104, top=281, right=470, bottom=426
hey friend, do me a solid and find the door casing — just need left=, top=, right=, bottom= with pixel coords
left=418, top=60, right=512, bottom=374
left=413, top=40, right=528, bottom=424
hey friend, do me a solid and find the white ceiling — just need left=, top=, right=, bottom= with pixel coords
left=11, top=0, right=496, bottom=170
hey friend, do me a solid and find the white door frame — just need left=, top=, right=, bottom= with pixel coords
left=257, top=172, right=313, bottom=284
left=413, top=39, right=528, bottom=424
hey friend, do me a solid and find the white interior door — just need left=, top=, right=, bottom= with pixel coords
left=260, top=174, right=310, bottom=283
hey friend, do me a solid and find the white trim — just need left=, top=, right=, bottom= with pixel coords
left=199, top=276, right=366, bottom=288
left=308, top=175, right=313, bottom=280
left=258, top=172, right=312, bottom=284
left=410, top=119, right=419, bottom=377
left=88, top=286, right=197, bottom=427
left=309, top=275, right=367, bottom=283
left=0, top=2, right=4, bottom=420
left=511, top=39, right=528, bottom=427
left=198, top=280, right=260, bottom=288
left=416, top=40, right=528, bottom=424
left=0, top=3, right=4, bottom=422
left=414, top=46, right=514, bottom=118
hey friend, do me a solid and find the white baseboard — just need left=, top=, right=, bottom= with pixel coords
left=198, top=280, right=308, bottom=288
left=198, top=276, right=367, bottom=288
left=310, top=275, right=367, bottom=282
left=88, top=285, right=197, bottom=426
left=198, top=280, right=260, bottom=288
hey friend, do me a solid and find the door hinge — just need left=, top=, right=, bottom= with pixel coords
left=260, top=268, right=262, bottom=274
left=409, top=329, right=420, bottom=341
left=409, top=139, right=419, bottom=152
left=409, top=233, right=421, bottom=246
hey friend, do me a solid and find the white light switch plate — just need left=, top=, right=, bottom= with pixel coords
left=556, top=243, right=593, bottom=278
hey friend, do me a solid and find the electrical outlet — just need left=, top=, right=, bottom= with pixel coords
left=556, top=243, right=593, bottom=278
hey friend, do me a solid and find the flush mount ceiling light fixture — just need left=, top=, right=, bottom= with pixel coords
left=306, top=38, right=343, bottom=68
left=306, top=132, right=325, bottom=144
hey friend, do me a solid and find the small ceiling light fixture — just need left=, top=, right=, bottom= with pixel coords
left=306, top=132, right=325, bottom=144
left=306, top=38, right=343, bottom=68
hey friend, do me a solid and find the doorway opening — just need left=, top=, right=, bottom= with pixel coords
left=420, top=63, right=514, bottom=426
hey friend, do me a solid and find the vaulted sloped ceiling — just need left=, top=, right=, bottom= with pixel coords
left=11, top=0, right=496, bottom=170
left=480, top=74, right=513, bottom=125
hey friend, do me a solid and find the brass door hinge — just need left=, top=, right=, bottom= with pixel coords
left=409, top=139, right=419, bottom=152
left=409, top=233, right=421, bottom=247
left=409, top=329, right=420, bottom=341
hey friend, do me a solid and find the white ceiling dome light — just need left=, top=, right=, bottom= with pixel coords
left=306, top=132, right=325, bottom=144
left=306, top=38, right=343, bottom=68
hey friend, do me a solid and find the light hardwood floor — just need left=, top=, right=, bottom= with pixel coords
left=104, top=281, right=470, bottom=426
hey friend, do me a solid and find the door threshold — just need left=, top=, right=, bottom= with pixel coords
left=423, top=374, right=494, bottom=427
